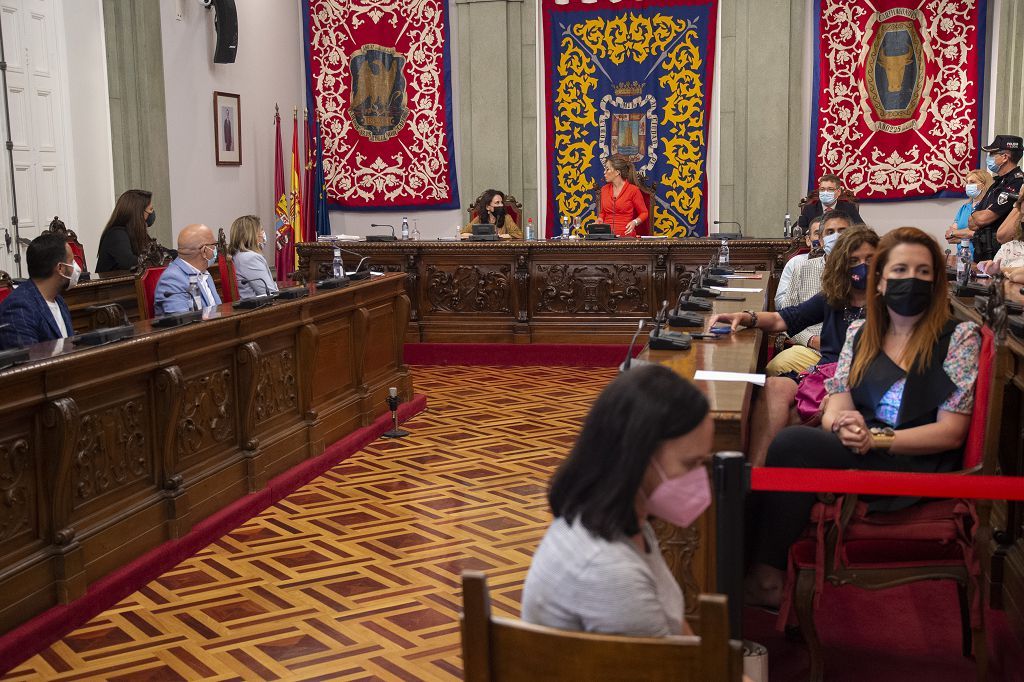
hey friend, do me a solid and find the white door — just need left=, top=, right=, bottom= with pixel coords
left=0, top=0, right=71, bottom=277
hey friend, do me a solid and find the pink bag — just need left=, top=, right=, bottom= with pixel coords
left=794, top=362, right=838, bottom=424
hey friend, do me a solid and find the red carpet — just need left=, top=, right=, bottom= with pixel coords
left=404, top=342, right=639, bottom=367
left=0, top=396, right=426, bottom=675
left=744, top=580, right=1024, bottom=681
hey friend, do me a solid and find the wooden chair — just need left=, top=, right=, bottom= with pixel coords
left=46, top=216, right=88, bottom=272
left=131, top=238, right=175, bottom=274
left=0, top=270, right=12, bottom=304
left=467, top=193, right=524, bottom=227
left=589, top=174, right=657, bottom=235
left=211, top=227, right=239, bottom=303
left=781, top=305, right=1002, bottom=681
left=460, top=571, right=743, bottom=681
left=135, top=266, right=168, bottom=320
left=797, top=188, right=860, bottom=213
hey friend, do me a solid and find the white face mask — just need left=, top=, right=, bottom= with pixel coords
left=965, top=183, right=981, bottom=198
left=60, top=260, right=81, bottom=289
left=819, top=189, right=837, bottom=206
left=823, top=231, right=840, bottom=255
left=258, top=230, right=267, bottom=249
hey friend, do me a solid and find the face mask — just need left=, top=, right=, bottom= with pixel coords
left=146, top=209, right=156, bottom=228
left=205, top=245, right=218, bottom=265
left=492, top=206, right=506, bottom=220
left=987, top=155, right=1002, bottom=174
left=966, top=183, right=981, bottom=198
left=849, top=262, right=869, bottom=290
left=819, top=190, right=837, bottom=205
left=258, top=230, right=267, bottom=249
left=644, top=461, right=711, bottom=529
left=823, top=231, right=840, bottom=255
left=60, top=260, right=81, bottom=289
left=811, top=239, right=821, bottom=249
left=884, top=277, right=932, bottom=317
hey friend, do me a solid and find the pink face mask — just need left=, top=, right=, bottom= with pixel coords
left=644, top=461, right=712, bottom=528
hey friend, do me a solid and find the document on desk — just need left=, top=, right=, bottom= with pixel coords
left=693, top=370, right=766, bottom=386
left=710, top=285, right=763, bottom=293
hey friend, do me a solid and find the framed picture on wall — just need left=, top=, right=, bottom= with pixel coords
left=214, top=91, right=241, bottom=166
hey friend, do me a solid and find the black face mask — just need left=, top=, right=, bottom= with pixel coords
left=492, top=206, right=506, bottom=221
left=884, top=277, right=932, bottom=317
left=146, top=209, right=156, bottom=228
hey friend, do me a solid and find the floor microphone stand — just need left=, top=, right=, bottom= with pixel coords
left=382, top=388, right=409, bottom=438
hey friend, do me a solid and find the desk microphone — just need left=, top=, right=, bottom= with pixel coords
left=240, top=275, right=274, bottom=296
left=368, top=224, right=398, bottom=242
left=692, top=266, right=721, bottom=299
left=620, top=319, right=655, bottom=371
left=674, top=288, right=712, bottom=312
left=669, top=290, right=708, bottom=328
left=234, top=278, right=277, bottom=310
left=163, top=289, right=199, bottom=313
left=713, top=220, right=743, bottom=238
left=331, top=245, right=373, bottom=280
left=649, top=300, right=692, bottom=350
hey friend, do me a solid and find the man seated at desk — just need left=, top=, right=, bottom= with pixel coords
left=154, top=223, right=222, bottom=315
left=0, top=232, right=78, bottom=349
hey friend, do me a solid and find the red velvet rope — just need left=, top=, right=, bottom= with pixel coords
left=750, top=467, right=1024, bottom=501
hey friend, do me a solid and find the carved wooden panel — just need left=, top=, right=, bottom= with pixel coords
left=535, top=264, right=649, bottom=314
left=72, top=399, right=149, bottom=509
left=0, top=437, right=34, bottom=545
left=425, top=265, right=512, bottom=313
left=256, top=349, right=298, bottom=422
left=177, top=369, right=235, bottom=457
left=652, top=518, right=703, bottom=616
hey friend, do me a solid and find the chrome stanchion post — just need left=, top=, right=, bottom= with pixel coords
left=382, top=387, right=409, bottom=439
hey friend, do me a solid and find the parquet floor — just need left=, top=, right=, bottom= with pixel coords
left=6, top=365, right=618, bottom=681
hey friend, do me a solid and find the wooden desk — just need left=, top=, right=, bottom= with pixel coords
left=296, top=239, right=795, bottom=343
left=636, top=277, right=767, bottom=613
left=0, top=273, right=412, bottom=633
left=64, top=271, right=141, bottom=332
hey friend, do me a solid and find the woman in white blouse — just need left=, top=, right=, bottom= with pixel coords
left=229, top=215, right=279, bottom=298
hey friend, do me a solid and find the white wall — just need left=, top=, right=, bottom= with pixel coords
left=159, top=0, right=304, bottom=252
left=61, top=0, right=115, bottom=267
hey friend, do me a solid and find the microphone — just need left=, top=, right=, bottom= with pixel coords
left=240, top=275, right=274, bottom=296
left=674, top=287, right=712, bottom=313
left=669, top=289, right=708, bottom=327
left=368, top=224, right=397, bottom=242
left=651, top=300, right=670, bottom=337
left=332, top=245, right=373, bottom=280
left=234, top=277, right=277, bottom=310
left=649, top=300, right=692, bottom=350
left=619, top=320, right=657, bottom=371
left=713, top=220, right=743, bottom=238
left=692, top=265, right=721, bottom=299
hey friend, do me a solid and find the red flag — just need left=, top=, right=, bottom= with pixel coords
left=290, top=111, right=302, bottom=271
left=303, top=109, right=316, bottom=243
left=273, top=106, right=294, bottom=283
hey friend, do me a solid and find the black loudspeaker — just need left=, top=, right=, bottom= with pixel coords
left=210, top=0, right=238, bottom=64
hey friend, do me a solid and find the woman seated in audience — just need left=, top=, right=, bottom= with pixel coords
left=462, top=189, right=522, bottom=239
left=978, top=195, right=1024, bottom=282
left=229, top=215, right=278, bottom=298
left=599, top=154, right=650, bottom=237
left=96, top=189, right=157, bottom=272
left=522, top=365, right=711, bottom=637
left=944, top=168, right=993, bottom=251
left=745, top=227, right=981, bottom=608
left=706, top=226, right=879, bottom=466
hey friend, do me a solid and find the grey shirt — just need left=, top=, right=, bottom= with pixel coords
left=232, top=250, right=279, bottom=298
left=521, top=517, right=684, bottom=636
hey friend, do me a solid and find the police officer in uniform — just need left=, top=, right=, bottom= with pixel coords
left=969, top=135, right=1024, bottom=262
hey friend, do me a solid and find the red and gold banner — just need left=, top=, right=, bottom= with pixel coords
left=304, top=0, right=459, bottom=210
left=811, top=0, right=987, bottom=200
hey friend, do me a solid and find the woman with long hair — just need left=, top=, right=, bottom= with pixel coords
left=707, top=225, right=880, bottom=465
left=522, top=365, right=711, bottom=636
left=598, top=154, right=649, bottom=237
left=745, top=227, right=981, bottom=608
left=95, top=189, right=156, bottom=272
left=228, top=215, right=278, bottom=298
left=462, top=189, right=521, bottom=239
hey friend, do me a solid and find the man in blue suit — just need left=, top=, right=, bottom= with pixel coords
left=0, top=232, right=79, bottom=350
left=153, top=223, right=223, bottom=315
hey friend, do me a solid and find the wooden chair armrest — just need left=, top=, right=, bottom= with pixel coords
left=86, top=303, right=129, bottom=329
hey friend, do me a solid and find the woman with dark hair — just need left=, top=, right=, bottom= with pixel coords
left=706, top=225, right=879, bottom=465
left=745, top=227, right=981, bottom=608
left=95, top=189, right=155, bottom=272
left=522, top=365, right=712, bottom=636
left=462, top=189, right=522, bottom=239
left=598, top=154, right=650, bottom=237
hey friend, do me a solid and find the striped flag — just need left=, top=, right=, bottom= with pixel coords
left=290, top=110, right=302, bottom=271
left=303, top=109, right=317, bottom=243
left=273, top=106, right=294, bottom=283
left=314, top=116, right=330, bottom=237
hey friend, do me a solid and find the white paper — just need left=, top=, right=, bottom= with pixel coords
left=693, top=370, right=766, bottom=386
left=724, top=274, right=762, bottom=279
left=710, top=285, right=763, bottom=293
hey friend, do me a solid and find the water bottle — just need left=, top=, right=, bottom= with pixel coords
left=401, top=216, right=410, bottom=240
left=719, top=238, right=730, bottom=265
left=957, top=239, right=970, bottom=285
left=526, top=218, right=535, bottom=241
left=187, top=273, right=200, bottom=310
left=411, top=219, right=420, bottom=241
left=454, top=224, right=462, bottom=240
left=332, top=247, right=344, bottom=279
left=783, top=213, right=792, bottom=238
left=561, top=216, right=571, bottom=239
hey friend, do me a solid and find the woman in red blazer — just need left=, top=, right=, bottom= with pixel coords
left=599, top=154, right=650, bottom=237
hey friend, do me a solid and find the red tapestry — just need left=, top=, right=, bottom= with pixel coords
left=304, top=0, right=459, bottom=210
left=811, top=0, right=987, bottom=200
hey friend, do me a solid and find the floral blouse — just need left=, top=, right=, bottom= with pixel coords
left=826, top=319, right=981, bottom=426
left=993, top=240, right=1024, bottom=269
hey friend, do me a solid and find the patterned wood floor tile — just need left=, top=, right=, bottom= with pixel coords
left=5, top=365, right=617, bottom=681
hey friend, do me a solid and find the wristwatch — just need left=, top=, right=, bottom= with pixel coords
left=869, top=426, right=896, bottom=451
